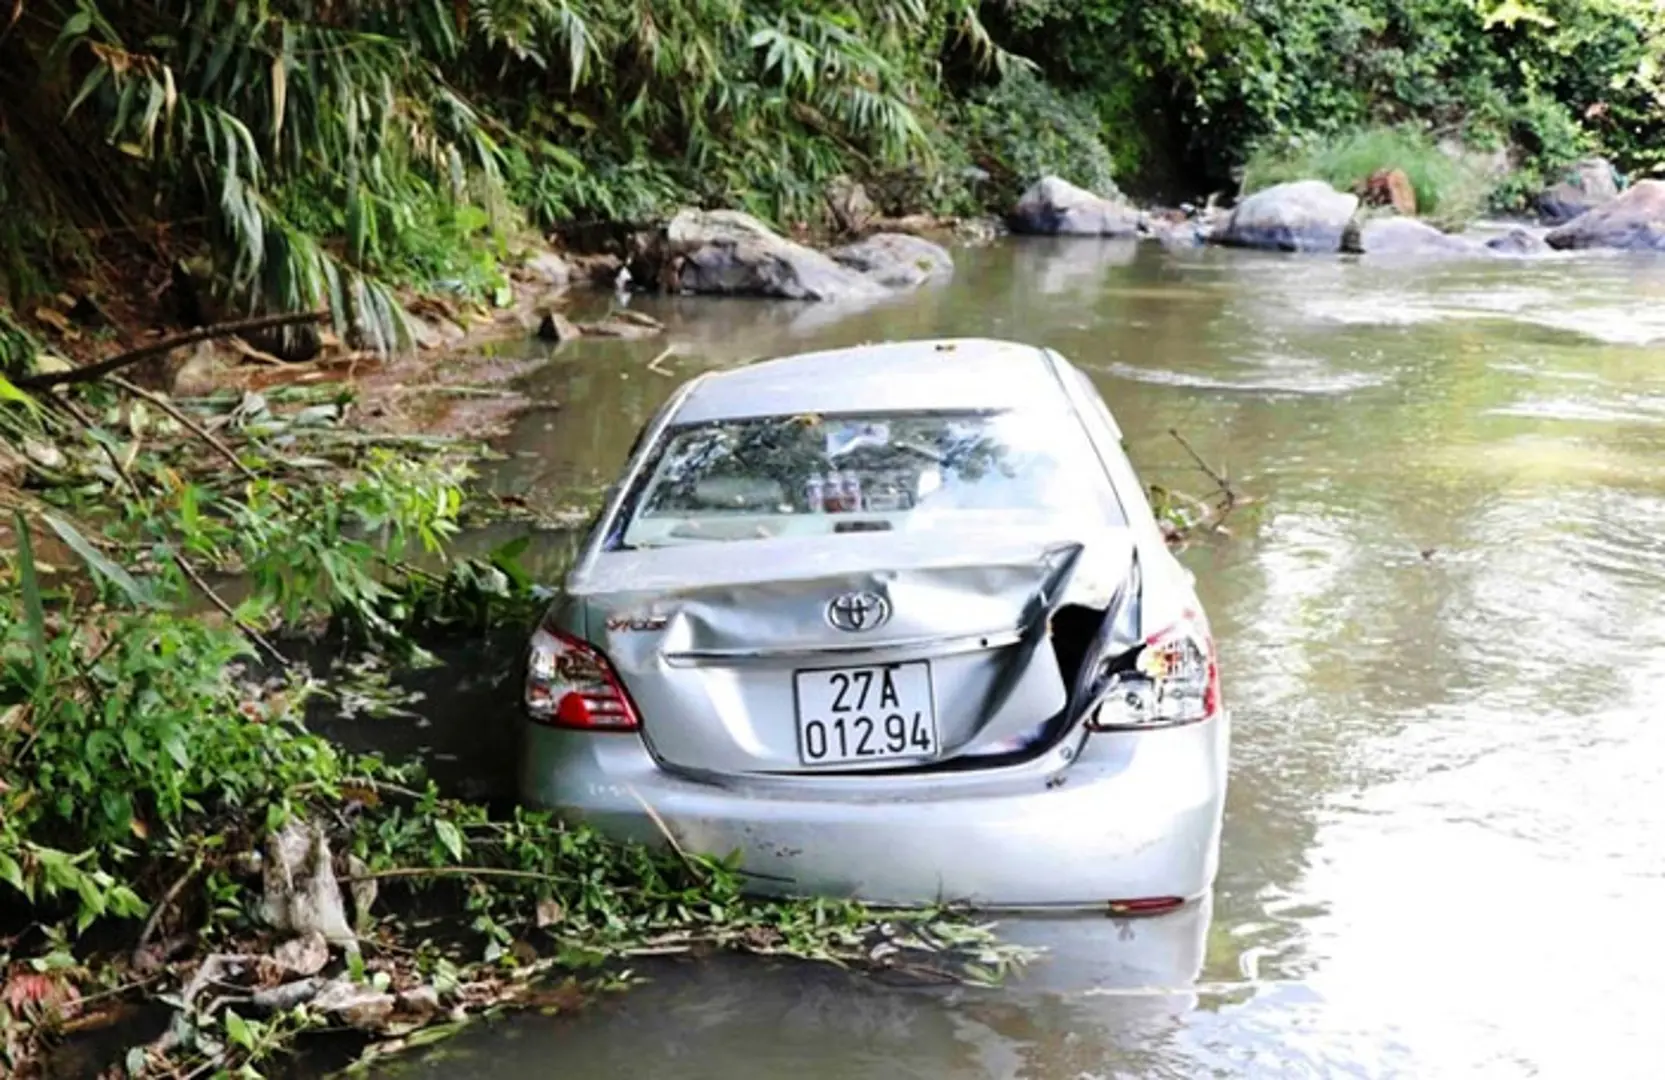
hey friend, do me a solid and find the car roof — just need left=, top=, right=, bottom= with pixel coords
left=673, top=338, right=1072, bottom=424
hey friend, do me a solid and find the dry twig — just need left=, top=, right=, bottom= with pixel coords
left=133, top=856, right=203, bottom=968
left=14, top=310, right=330, bottom=390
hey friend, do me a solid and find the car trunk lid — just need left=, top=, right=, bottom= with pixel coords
left=569, top=528, right=1132, bottom=776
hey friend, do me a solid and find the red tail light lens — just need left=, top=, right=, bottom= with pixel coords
left=1084, top=611, right=1221, bottom=730
left=1107, top=896, right=1186, bottom=917
left=524, top=626, right=640, bottom=731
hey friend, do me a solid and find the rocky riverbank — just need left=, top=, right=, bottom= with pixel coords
left=65, top=154, right=1658, bottom=414
left=502, top=161, right=1664, bottom=326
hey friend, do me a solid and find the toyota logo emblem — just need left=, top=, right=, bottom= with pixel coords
left=826, top=591, right=890, bottom=633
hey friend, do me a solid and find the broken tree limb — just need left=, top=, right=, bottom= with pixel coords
left=49, top=391, right=289, bottom=665
left=110, top=375, right=259, bottom=482
left=133, top=856, right=204, bottom=969
left=13, top=310, right=330, bottom=390
left=339, top=865, right=597, bottom=888
left=1168, top=427, right=1234, bottom=505
left=646, top=346, right=676, bottom=375
left=172, top=554, right=289, bottom=667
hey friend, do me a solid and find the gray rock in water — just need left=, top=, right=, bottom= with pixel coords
left=1211, top=180, right=1359, bottom=253
left=1010, top=176, right=1139, bottom=237
left=1346, top=217, right=1489, bottom=258
left=666, top=209, right=883, bottom=301
left=1537, top=157, right=1620, bottom=226
left=1545, top=179, right=1665, bottom=251
left=1486, top=228, right=1553, bottom=256
left=828, top=232, right=953, bottom=288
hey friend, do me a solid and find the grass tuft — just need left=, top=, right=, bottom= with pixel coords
left=1242, top=126, right=1496, bottom=227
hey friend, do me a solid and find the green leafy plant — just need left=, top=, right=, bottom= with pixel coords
left=0, top=380, right=1027, bottom=1076
left=1, top=0, right=1016, bottom=328
left=954, top=68, right=1119, bottom=208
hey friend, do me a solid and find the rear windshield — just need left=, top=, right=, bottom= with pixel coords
left=610, top=409, right=1121, bottom=549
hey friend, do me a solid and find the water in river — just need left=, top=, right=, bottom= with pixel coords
left=389, top=237, right=1665, bottom=1079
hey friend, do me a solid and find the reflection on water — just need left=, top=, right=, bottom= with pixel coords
left=391, top=239, right=1665, bottom=1078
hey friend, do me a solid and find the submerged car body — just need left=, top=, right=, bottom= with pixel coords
left=519, top=338, right=1228, bottom=909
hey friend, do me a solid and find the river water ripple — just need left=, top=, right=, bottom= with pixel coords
left=385, top=237, right=1665, bottom=1080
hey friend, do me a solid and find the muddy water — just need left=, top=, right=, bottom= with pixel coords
left=391, top=238, right=1665, bottom=1078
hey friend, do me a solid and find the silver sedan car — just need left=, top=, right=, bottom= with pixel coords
left=520, top=338, right=1228, bottom=911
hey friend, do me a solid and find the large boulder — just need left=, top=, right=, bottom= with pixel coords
left=828, top=233, right=953, bottom=288
left=1210, top=181, right=1359, bottom=253
left=1545, top=179, right=1665, bottom=251
left=1010, top=176, right=1139, bottom=237
left=1344, top=217, right=1488, bottom=258
left=664, top=209, right=883, bottom=301
left=1537, top=158, right=1620, bottom=226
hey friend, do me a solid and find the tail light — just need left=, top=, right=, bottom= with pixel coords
left=1107, top=896, right=1187, bottom=917
left=524, top=626, right=641, bottom=731
left=1084, top=611, right=1220, bottom=730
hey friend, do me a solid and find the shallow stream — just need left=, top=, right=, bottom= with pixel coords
left=379, top=235, right=1665, bottom=1079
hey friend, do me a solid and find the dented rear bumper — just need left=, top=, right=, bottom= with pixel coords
left=519, top=714, right=1228, bottom=909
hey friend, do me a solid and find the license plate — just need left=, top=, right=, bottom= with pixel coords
left=793, top=662, right=937, bottom=766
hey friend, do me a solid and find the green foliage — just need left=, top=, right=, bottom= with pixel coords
left=0, top=384, right=480, bottom=923
left=0, top=380, right=1026, bottom=1075
left=276, top=179, right=510, bottom=302
left=1243, top=125, right=1495, bottom=224
left=494, top=0, right=1015, bottom=228
left=1, top=0, right=1662, bottom=328
left=955, top=68, right=1119, bottom=207
left=1492, top=0, right=1665, bottom=177
left=0, top=0, right=1008, bottom=320
left=0, top=309, right=40, bottom=378
left=989, top=0, right=1665, bottom=194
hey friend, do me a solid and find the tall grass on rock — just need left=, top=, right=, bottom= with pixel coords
left=1242, top=126, right=1496, bottom=226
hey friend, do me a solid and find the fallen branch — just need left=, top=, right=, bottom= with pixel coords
left=133, top=856, right=204, bottom=968
left=646, top=346, right=676, bottom=375
left=252, top=976, right=325, bottom=1012
left=1168, top=427, right=1234, bottom=506
left=1164, top=428, right=1252, bottom=538
left=173, top=551, right=289, bottom=667
left=625, top=782, right=706, bottom=884
left=13, top=310, right=330, bottom=390
left=48, top=392, right=288, bottom=666
left=66, top=974, right=165, bottom=1012
left=340, top=865, right=598, bottom=888
left=110, top=375, right=259, bottom=482
left=290, top=777, right=431, bottom=801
